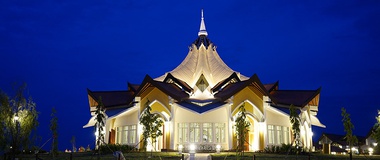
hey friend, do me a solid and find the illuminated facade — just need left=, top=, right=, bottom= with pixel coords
left=84, top=11, right=325, bottom=152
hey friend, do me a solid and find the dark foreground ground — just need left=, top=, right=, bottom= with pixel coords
left=6, top=152, right=380, bottom=160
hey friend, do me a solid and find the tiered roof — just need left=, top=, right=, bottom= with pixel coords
left=155, top=10, right=248, bottom=89
left=86, top=10, right=322, bottom=123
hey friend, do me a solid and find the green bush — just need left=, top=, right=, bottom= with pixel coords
left=264, top=143, right=301, bottom=154
left=98, top=144, right=136, bottom=154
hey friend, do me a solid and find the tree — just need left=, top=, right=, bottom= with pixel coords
left=0, top=85, right=39, bottom=155
left=94, top=97, right=105, bottom=159
left=341, top=107, right=358, bottom=160
left=234, top=104, right=250, bottom=155
left=50, top=107, right=58, bottom=159
left=139, top=100, right=163, bottom=153
left=289, top=105, right=301, bottom=153
left=372, top=110, right=380, bottom=154
left=70, top=136, right=76, bottom=152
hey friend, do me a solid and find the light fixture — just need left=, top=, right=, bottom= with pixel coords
left=189, top=144, right=196, bottom=160
left=189, top=144, right=196, bottom=153
left=14, top=115, right=19, bottom=122
left=178, top=144, right=183, bottom=154
left=369, top=147, right=373, bottom=155
left=216, top=144, right=221, bottom=154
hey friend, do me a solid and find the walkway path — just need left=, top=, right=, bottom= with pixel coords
left=184, top=153, right=211, bottom=160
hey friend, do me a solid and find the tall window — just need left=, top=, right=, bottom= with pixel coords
left=189, top=123, right=200, bottom=142
left=267, top=124, right=290, bottom=145
left=178, top=122, right=226, bottom=144
left=283, top=126, right=290, bottom=144
left=116, top=125, right=136, bottom=144
left=202, top=123, right=212, bottom=142
left=215, top=123, right=225, bottom=143
left=178, top=123, right=188, bottom=143
left=276, top=126, right=283, bottom=144
left=268, top=125, right=275, bottom=144
left=128, top=125, right=136, bottom=144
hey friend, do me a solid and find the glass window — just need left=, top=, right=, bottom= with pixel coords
left=116, top=127, right=122, bottom=144
left=129, top=125, right=136, bottom=143
left=276, top=126, right=283, bottom=144
left=268, top=125, right=290, bottom=145
left=215, top=123, right=225, bottom=143
left=202, top=123, right=213, bottom=143
left=283, top=126, right=289, bottom=144
left=268, top=125, right=275, bottom=144
left=189, top=123, right=200, bottom=142
left=178, top=122, right=226, bottom=144
left=116, top=125, right=136, bottom=144
left=178, top=123, right=188, bottom=143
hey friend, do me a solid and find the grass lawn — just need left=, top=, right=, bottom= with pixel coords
left=11, top=152, right=183, bottom=160
left=210, top=152, right=380, bottom=160
left=9, top=151, right=380, bottom=160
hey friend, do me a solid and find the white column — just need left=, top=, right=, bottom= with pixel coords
left=227, top=97, right=233, bottom=150
left=262, top=96, right=270, bottom=148
left=169, top=97, right=175, bottom=149
left=135, top=97, right=141, bottom=149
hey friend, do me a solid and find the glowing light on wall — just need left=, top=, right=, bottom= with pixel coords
left=138, top=124, right=143, bottom=135
left=258, top=122, right=265, bottom=133
left=94, top=130, right=105, bottom=136
left=147, top=140, right=152, bottom=151
left=189, top=144, right=196, bottom=153
left=369, top=147, right=373, bottom=155
left=178, top=144, right=183, bottom=154
left=13, top=115, right=19, bottom=121
left=164, top=121, right=170, bottom=135
left=216, top=144, right=221, bottom=153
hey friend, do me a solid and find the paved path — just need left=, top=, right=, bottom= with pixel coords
left=184, top=153, right=211, bottom=160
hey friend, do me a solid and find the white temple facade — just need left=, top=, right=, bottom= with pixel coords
left=84, top=10, right=325, bottom=152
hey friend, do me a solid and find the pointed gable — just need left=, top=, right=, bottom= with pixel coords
left=135, top=75, right=189, bottom=102
left=127, top=82, right=140, bottom=92
left=211, top=72, right=241, bottom=93
left=270, top=88, right=321, bottom=108
left=214, top=74, right=270, bottom=102
left=87, top=89, right=135, bottom=109
left=264, top=81, right=279, bottom=93
left=163, top=73, right=193, bottom=93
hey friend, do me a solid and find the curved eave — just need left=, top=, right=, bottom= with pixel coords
left=136, top=75, right=189, bottom=102
left=269, top=87, right=321, bottom=108
left=311, top=115, right=326, bottom=128
left=83, top=116, right=95, bottom=128
left=214, top=74, right=270, bottom=102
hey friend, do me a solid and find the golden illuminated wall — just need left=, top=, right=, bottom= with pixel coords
left=140, top=87, right=171, bottom=112
left=229, top=86, right=266, bottom=151
left=232, top=87, right=264, bottom=114
left=138, top=87, right=172, bottom=150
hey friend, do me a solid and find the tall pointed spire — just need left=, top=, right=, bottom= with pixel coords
left=198, top=9, right=208, bottom=36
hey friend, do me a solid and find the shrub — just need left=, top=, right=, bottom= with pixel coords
left=264, top=145, right=280, bottom=153
left=98, top=144, right=136, bottom=154
left=264, top=144, right=301, bottom=154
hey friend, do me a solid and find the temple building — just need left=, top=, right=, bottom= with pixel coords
left=84, top=10, right=325, bottom=152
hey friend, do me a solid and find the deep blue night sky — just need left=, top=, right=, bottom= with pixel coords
left=1, top=1, right=380, bottom=151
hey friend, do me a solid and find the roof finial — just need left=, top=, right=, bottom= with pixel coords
left=198, top=9, right=208, bottom=36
